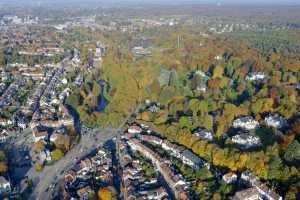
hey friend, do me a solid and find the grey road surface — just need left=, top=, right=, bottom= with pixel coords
left=27, top=128, right=120, bottom=200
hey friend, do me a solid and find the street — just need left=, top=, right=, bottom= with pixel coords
left=27, top=128, right=120, bottom=200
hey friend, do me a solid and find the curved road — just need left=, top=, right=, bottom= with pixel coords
left=27, top=104, right=141, bottom=200
left=27, top=128, right=120, bottom=200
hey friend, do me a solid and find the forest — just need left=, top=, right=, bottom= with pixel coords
left=63, top=23, right=300, bottom=198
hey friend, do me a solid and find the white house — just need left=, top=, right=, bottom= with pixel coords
left=50, top=133, right=60, bottom=143
left=39, top=150, right=52, bottom=163
left=139, top=187, right=169, bottom=200
left=241, top=172, right=282, bottom=200
left=264, top=113, right=287, bottom=129
left=62, top=78, right=68, bottom=85
left=18, top=120, right=27, bottom=129
left=233, top=187, right=261, bottom=200
left=0, top=118, right=13, bottom=127
left=246, top=72, right=266, bottom=81
left=147, top=105, right=160, bottom=113
left=214, top=55, right=223, bottom=60
left=32, top=128, right=48, bottom=142
left=241, top=171, right=259, bottom=185
left=222, top=172, right=238, bottom=184
left=181, top=150, right=204, bottom=169
left=0, top=176, right=11, bottom=194
left=0, top=130, right=9, bottom=143
left=233, top=116, right=259, bottom=130
left=231, top=134, right=261, bottom=149
left=128, top=125, right=142, bottom=134
left=193, top=128, right=213, bottom=141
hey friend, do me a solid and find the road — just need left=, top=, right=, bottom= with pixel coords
left=26, top=103, right=141, bottom=200
left=27, top=128, right=120, bottom=200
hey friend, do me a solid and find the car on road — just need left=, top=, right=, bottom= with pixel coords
left=49, top=183, right=56, bottom=191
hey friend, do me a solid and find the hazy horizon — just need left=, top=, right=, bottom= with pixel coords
left=1, top=0, right=300, bottom=7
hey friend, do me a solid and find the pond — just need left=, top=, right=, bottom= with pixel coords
left=96, top=80, right=109, bottom=112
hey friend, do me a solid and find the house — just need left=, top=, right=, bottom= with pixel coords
left=32, top=127, right=48, bottom=142
left=61, top=118, right=74, bottom=127
left=233, top=187, right=261, bottom=200
left=64, top=169, right=77, bottom=185
left=241, top=172, right=282, bottom=200
left=147, top=104, right=160, bottom=113
left=181, top=150, right=204, bottom=169
left=131, top=46, right=152, bottom=57
left=0, top=118, right=13, bottom=127
left=241, top=172, right=260, bottom=185
left=139, top=187, right=169, bottom=200
left=0, top=130, right=9, bottom=143
left=80, top=159, right=93, bottom=173
left=159, top=163, right=189, bottom=200
left=231, top=134, right=261, bottom=149
left=29, top=120, right=40, bottom=129
left=75, top=75, right=83, bottom=86
left=21, top=72, right=45, bottom=80
left=50, top=133, right=60, bottom=143
left=256, top=183, right=282, bottom=200
left=297, top=82, right=300, bottom=90
left=193, top=128, right=213, bottom=141
left=162, top=141, right=185, bottom=159
left=17, top=119, right=27, bottom=129
left=233, top=116, right=259, bottom=130
left=39, top=149, right=52, bottom=164
left=128, top=125, right=142, bottom=134
left=141, top=135, right=163, bottom=145
left=246, top=72, right=266, bottom=81
left=62, top=78, right=68, bottom=85
left=222, top=172, right=238, bottom=184
left=161, top=140, right=176, bottom=152
left=264, top=113, right=287, bottom=129
left=214, top=55, right=223, bottom=60
left=191, top=70, right=210, bottom=92
left=0, top=176, right=11, bottom=194
left=76, top=186, right=94, bottom=200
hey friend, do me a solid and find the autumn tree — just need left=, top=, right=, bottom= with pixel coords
left=51, top=149, right=64, bottom=161
left=98, top=188, right=116, bottom=200
left=212, top=65, right=224, bottom=79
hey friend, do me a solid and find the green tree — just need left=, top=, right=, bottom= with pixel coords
left=267, top=156, right=283, bottom=179
left=168, top=69, right=179, bottom=88
left=188, top=99, right=201, bottom=117
left=178, top=116, right=193, bottom=130
left=0, top=151, right=6, bottom=162
left=0, top=49, right=4, bottom=67
left=159, top=86, right=177, bottom=105
left=195, top=167, right=214, bottom=180
left=284, top=140, right=300, bottom=163
left=66, top=92, right=81, bottom=107
left=154, top=111, right=169, bottom=125
left=225, top=57, right=241, bottom=77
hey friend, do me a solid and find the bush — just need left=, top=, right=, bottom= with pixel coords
left=35, top=163, right=43, bottom=172
left=51, top=149, right=64, bottom=161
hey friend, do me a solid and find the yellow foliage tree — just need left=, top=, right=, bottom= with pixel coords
left=98, top=188, right=116, bottom=200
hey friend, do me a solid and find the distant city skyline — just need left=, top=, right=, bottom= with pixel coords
left=1, top=0, right=300, bottom=7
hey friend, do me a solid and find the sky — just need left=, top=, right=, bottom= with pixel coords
left=0, top=0, right=300, bottom=6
